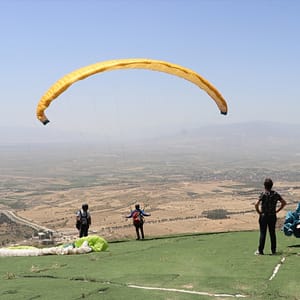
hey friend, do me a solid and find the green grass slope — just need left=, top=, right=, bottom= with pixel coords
left=0, top=231, right=299, bottom=300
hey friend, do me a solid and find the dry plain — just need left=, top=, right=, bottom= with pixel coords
left=3, top=177, right=299, bottom=243
left=1, top=126, right=300, bottom=244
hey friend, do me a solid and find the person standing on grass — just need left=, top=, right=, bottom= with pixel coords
left=76, top=203, right=91, bottom=238
left=126, top=204, right=151, bottom=240
left=254, top=178, right=286, bottom=255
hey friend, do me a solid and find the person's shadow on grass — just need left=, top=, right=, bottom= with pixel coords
left=287, top=244, right=300, bottom=256
left=288, top=244, right=300, bottom=248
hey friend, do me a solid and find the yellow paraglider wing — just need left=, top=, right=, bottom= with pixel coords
left=36, top=58, right=228, bottom=125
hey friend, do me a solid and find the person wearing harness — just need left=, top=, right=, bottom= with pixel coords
left=126, top=204, right=151, bottom=240
left=254, top=178, right=286, bottom=255
left=76, top=204, right=92, bottom=238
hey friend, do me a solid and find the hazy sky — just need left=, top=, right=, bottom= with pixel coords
left=1, top=0, right=299, bottom=142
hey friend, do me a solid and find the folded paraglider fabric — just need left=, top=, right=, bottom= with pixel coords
left=0, top=235, right=108, bottom=257
left=74, top=235, right=109, bottom=252
left=282, top=203, right=300, bottom=238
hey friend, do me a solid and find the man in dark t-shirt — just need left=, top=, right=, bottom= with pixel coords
left=254, top=178, right=286, bottom=255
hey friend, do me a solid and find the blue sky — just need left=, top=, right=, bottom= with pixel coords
left=1, top=0, right=300, bottom=142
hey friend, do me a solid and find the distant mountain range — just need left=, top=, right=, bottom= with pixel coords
left=144, top=121, right=300, bottom=153
left=0, top=122, right=299, bottom=175
left=1, top=122, right=300, bottom=154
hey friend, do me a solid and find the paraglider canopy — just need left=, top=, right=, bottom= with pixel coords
left=36, top=58, right=228, bottom=125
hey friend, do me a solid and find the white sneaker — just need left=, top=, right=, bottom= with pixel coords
left=254, top=250, right=264, bottom=255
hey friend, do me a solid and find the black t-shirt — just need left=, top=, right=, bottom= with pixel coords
left=259, top=191, right=282, bottom=215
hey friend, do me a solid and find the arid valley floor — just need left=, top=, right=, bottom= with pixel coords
left=1, top=123, right=300, bottom=244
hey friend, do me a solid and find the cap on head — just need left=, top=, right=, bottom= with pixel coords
left=264, top=178, right=273, bottom=191
left=82, top=203, right=89, bottom=210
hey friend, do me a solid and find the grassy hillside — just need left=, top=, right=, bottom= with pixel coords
left=1, top=231, right=299, bottom=300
